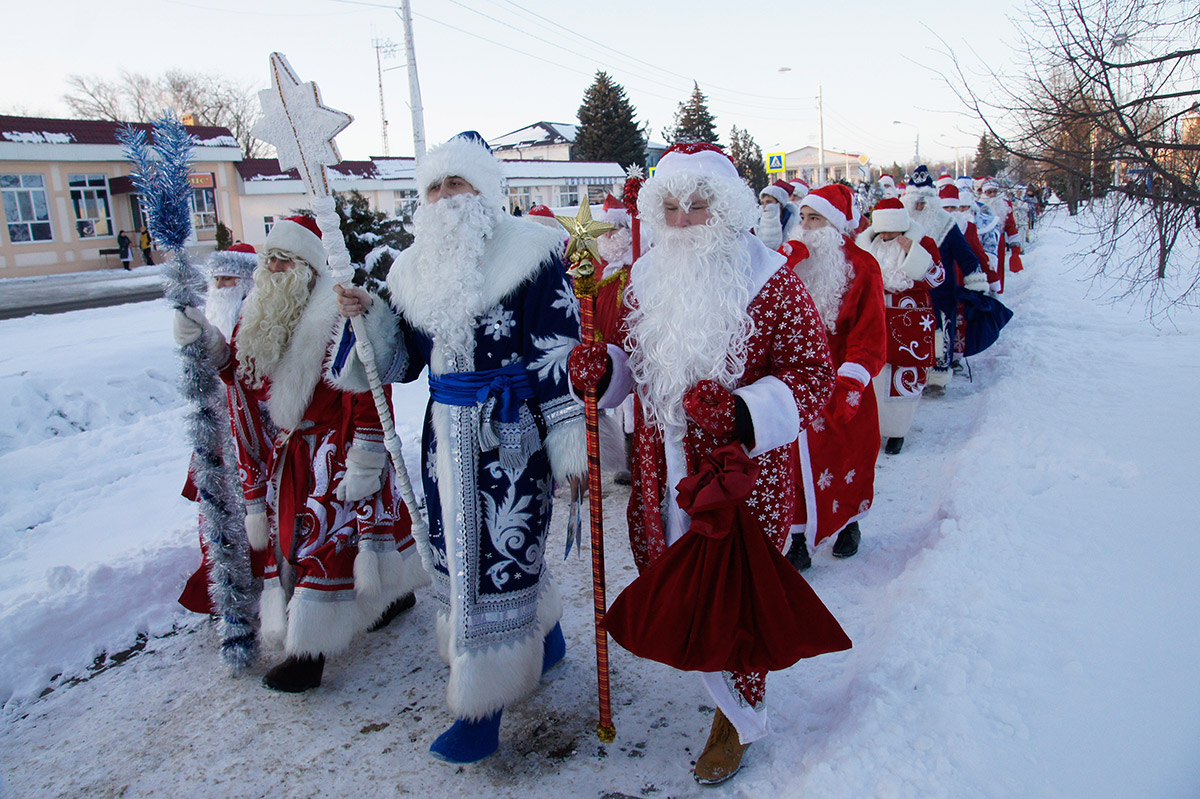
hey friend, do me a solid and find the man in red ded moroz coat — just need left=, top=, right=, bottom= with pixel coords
left=786, top=183, right=887, bottom=567
left=569, top=143, right=850, bottom=786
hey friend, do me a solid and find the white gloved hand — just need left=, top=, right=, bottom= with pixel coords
left=963, top=270, right=990, bottom=293
left=244, top=510, right=270, bottom=551
left=335, top=447, right=387, bottom=503
left=173, top=307, right=228, bottom=364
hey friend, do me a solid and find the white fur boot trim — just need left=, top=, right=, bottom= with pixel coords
left=284, top=588, right=359, bottom=658
left=355, top=548, right=430, bottom=627
left=353, top=548, right=383, bottom=598
left=259, top=578, right=289, bottom=646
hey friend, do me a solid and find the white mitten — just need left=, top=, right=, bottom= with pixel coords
left=173, top=307, right=228, bottom=364
left=335, top=447, right=387, bottom=503
left=989, top=281, right=1002, bottom=294
left=244, top=510, right=270, bottom=551
left=963, top=270, right=990, bottom=292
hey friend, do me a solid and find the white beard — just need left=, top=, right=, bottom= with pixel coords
left=795, top=226, right=852, bottom=332
left=394, top=192, right=498, bottom=360
left=626, top=224, right=754, bottom=430
left=597, top=226, right=633, bottom=274
left=236, top=262, right=314, bottom=389
left=981, top=196, right=1010, bottom=222
left=953, top=210, right=973, bottom=233
left=205, top=281, right=250, bottom=339
left=871, top=237, right=913, bottom=293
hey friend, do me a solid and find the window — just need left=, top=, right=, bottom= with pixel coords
left=557, top=185, right=579, bottom=207
left=586, top=184, right=608, bottom=205
left=129, top=195, right=150, bottom=232
left=264, top=215, right=275, bottom=237
left=394, top=189, right=418, bottom=219
left=507, top=185, right=532, bottom=213
left=192, top=186, right=218, bottom=230
left=68, top=174, right=112, bottom=238
left=2, top=174, right=53, bottom=243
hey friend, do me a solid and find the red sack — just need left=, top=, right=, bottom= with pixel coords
left=602, top=443, right=851, bottom=673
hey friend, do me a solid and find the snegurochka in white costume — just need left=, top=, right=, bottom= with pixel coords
left=333, top=131, right=586, bottom=764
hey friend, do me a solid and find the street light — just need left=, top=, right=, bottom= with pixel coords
left=893, top=120, right=919, bottom=166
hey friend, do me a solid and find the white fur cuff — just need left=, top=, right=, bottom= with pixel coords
left=838, top=361, right=872, bottom=387
left=733, top=375, right=800, bottom=457
left=545, top=417, right=587, bottom=482
left=325, top=305, right=404, bottom=394
left=596, top=345, right=635, bottom=410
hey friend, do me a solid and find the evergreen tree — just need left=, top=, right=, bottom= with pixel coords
left=974, top=135, right=1004, bottom=177
left=573, top=71, right=646, bottom=171
left=728, top=125, right=768, bottom=192
left=664, top=82, right=719, bottom=145
left=293, top=189, right=412, bottom=284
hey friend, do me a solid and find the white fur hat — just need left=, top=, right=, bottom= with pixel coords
left=207, top=242, right=257, bottom=280
left=264, top=216, right=325, bottom=273
left=415, top=130, right=505, bottom=213
left=870, top=197, right=909, bottom=233
left=759, top=179, right=793, bottom=206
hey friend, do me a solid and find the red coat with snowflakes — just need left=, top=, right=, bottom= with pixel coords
left=218, top=275, right=426, bottom=657
left=793, top=238, right=887, bottom=543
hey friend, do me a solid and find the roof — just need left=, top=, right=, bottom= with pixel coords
left=489, top=122, right=578, bottom=150
left=0, top=115, right=239, bottom=148
left=236, top=158, right=381, bottom=182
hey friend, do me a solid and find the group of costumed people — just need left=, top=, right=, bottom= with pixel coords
left=169, top=132, right=1019, bottom=786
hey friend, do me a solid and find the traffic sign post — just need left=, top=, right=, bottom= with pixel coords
left=766, top=152, right=786, bottom=174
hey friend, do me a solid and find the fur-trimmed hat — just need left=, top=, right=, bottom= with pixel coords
left=939, top=184, right=962, bottom=209
left=264, top=216, right=325, bottom=272
left=800, top=183, right=859, bottom=235
left=907, top=164, right=937, bottom=202
left=414, top=130, right=505, bottom=213
left=526, top=204, right=561, bottom=229
left=935, top=170, right=955, bottom=189
left=597, top=193, right=632, bottom=228
left=207, top=242, right=257, bottom=280
left=789, top=178, right=810, bottom=200
left=956, top=176, right=974, bottom=195
left=759, top=179, right=794, bottom=206
left=638, top=142, right=757, bottom=231
left=871, top=197, right=909, bottom=233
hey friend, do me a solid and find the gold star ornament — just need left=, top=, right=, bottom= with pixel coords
left=556, top=202, right=616, bottom=276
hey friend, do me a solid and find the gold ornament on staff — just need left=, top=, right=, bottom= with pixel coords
left=557, top=201, right=616, bottom=742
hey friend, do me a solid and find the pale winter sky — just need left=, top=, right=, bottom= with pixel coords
left=2, top=0, right=1022, bottom=170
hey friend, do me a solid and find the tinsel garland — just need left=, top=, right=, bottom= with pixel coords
left=120, top=115, right=260, bottom=670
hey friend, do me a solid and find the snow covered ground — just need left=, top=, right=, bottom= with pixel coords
left=2, top=210, right=1199, bottom=798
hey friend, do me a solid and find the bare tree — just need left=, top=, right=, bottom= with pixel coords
left=939, top=0, right=1200, bottom=316
left=64, top=69, right=270, bottom=158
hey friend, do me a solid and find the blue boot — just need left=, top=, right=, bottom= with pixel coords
left=541, top=622, right=566, bottom=675
left=429, top=710, right=503, bottom=763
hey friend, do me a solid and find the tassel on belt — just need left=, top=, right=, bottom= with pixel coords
left=428, top=363, right=541, bottom=471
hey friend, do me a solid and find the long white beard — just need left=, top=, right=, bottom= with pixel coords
left=981, top=196, right=1010, bottom=222
left=236, top=262, right=314, bottom=389
left=597, top=226, right=633, bottom=274
left=392, top=192, right=497, bottom=360
left=626, top=224, right=754, bottom=430
left=953, top=210, right=973, bottom=233
left=872, top=237, right=913, bottom=293
left=795, top=226, right=852, bottom=332
left=205, top=282, right=250, bottom=339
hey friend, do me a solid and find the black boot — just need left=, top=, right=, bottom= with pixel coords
left=784, top=534, right=811, bottom=572
left=263, top=654, right=325, bottom=693
left=884, top=437, right=905, bottom=455
left=367, top=592, right=416, bottom=632
left=831, top=522, right=861, bottom=559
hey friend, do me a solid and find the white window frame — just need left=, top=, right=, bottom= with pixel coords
left=393, top=189, right=418, bottom=219
left=557, top=184, right=580, bottom=207
left=191, top=186, right=218, bottom=230
left=264, top=215, right=275, bottom=237
left=507, top=185, right=532, bottom=213
left=2, top=173, right=54, bottom=244
left=68, top=173, right=113, bottom=239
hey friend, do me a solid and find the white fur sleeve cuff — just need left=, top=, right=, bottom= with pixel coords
left=838, top=361, right=871, bottom=387
left=902, top=242, right=934, bottom=280
left=544, top=417, right=587, bottom=482
left=325, top=304, right=406, bottom=393
left=596, top=344, right=635, bottom=410
left=733, top=375, right=800, bottom=458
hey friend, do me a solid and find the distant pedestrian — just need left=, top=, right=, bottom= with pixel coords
left=139, top=227, right=154, bottom=265
left=117, top=230, right=133, bottom=270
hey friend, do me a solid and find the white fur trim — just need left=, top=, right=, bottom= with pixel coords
left=356, top=548, right=430, bottom=623
left=760, top=185, right=791, bottom=205
left=598, top=410, right=629, bottom=474
left=871, top=207, right=909, bottom=233
left=415, top=135, right=506, bottom=213
left=925, top=367, right=951, bottom=388
left=544, top=417, right=587, bottom=482
left=963, top=270, right=989, bottom=292
left=595, top=345, right=635, bottom=411
left=438, top=576, right=564, bottom=720
left=838, top=361, right=871, bottom=387
left=388, top=215, right=563, bottom=339
left=259, top=578, right=288, bottom=646
left=901, top=238, right=934, bottom=281
left=258, top=274, right=338, bottom=432
left=733, top=375, right=800, bottom=458
left=325, top=304, right=402, bottom=394
left=284, top=588, right=359, bottom=657
left=353, top=548, right=383, bottom=597
left=653, top=148, right=740, bottom=182
left=265, top=218, right=326, bottom=275
left=744, top=232, right=787, bottom=299
left=245, top=511, right=269, bottom=551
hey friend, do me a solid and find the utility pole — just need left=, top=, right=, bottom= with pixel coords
left=372, top=36, right=398, bottom=157
left=398, top=0, right=426, bottom=161
left=817, top=84, right=825, bottom=187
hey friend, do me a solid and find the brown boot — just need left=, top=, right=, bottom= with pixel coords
left=693, top=709, right=749, bottom=785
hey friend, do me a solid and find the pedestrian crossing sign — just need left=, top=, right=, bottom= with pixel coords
left=766, top=153, right=786, bottom=173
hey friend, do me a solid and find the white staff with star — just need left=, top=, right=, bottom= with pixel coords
left=252, top=52, right=433, bottom=571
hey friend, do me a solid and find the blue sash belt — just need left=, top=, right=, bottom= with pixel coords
left=428, top=363, right=541, bottom=471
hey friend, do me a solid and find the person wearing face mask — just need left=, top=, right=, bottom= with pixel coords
left=753, top=179, right=800, bottom=250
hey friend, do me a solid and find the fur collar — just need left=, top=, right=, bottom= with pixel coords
left=387, top=215, right=563, bottom=329
left=260, top=273, right=339, bottom=432
left=917, top=207, right=956, bottom=245
left=742, top=231, right=787, bottom=302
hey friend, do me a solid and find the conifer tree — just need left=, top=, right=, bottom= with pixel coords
left=664, top=82, right=719, bottom=145
left=574, top=71, right=646, bottom=170
left=729, top=125, right=768, bottom=192
left=974, top=135, right=1005, bottom=177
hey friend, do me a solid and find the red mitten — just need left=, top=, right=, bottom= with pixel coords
left=682, top=379, right=736, bottom=436
left=569, top=342, right=609, bottom=392
left=1009, top=248, right=1023, bottom=273
left=829, top=374, right=866, bottom=426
